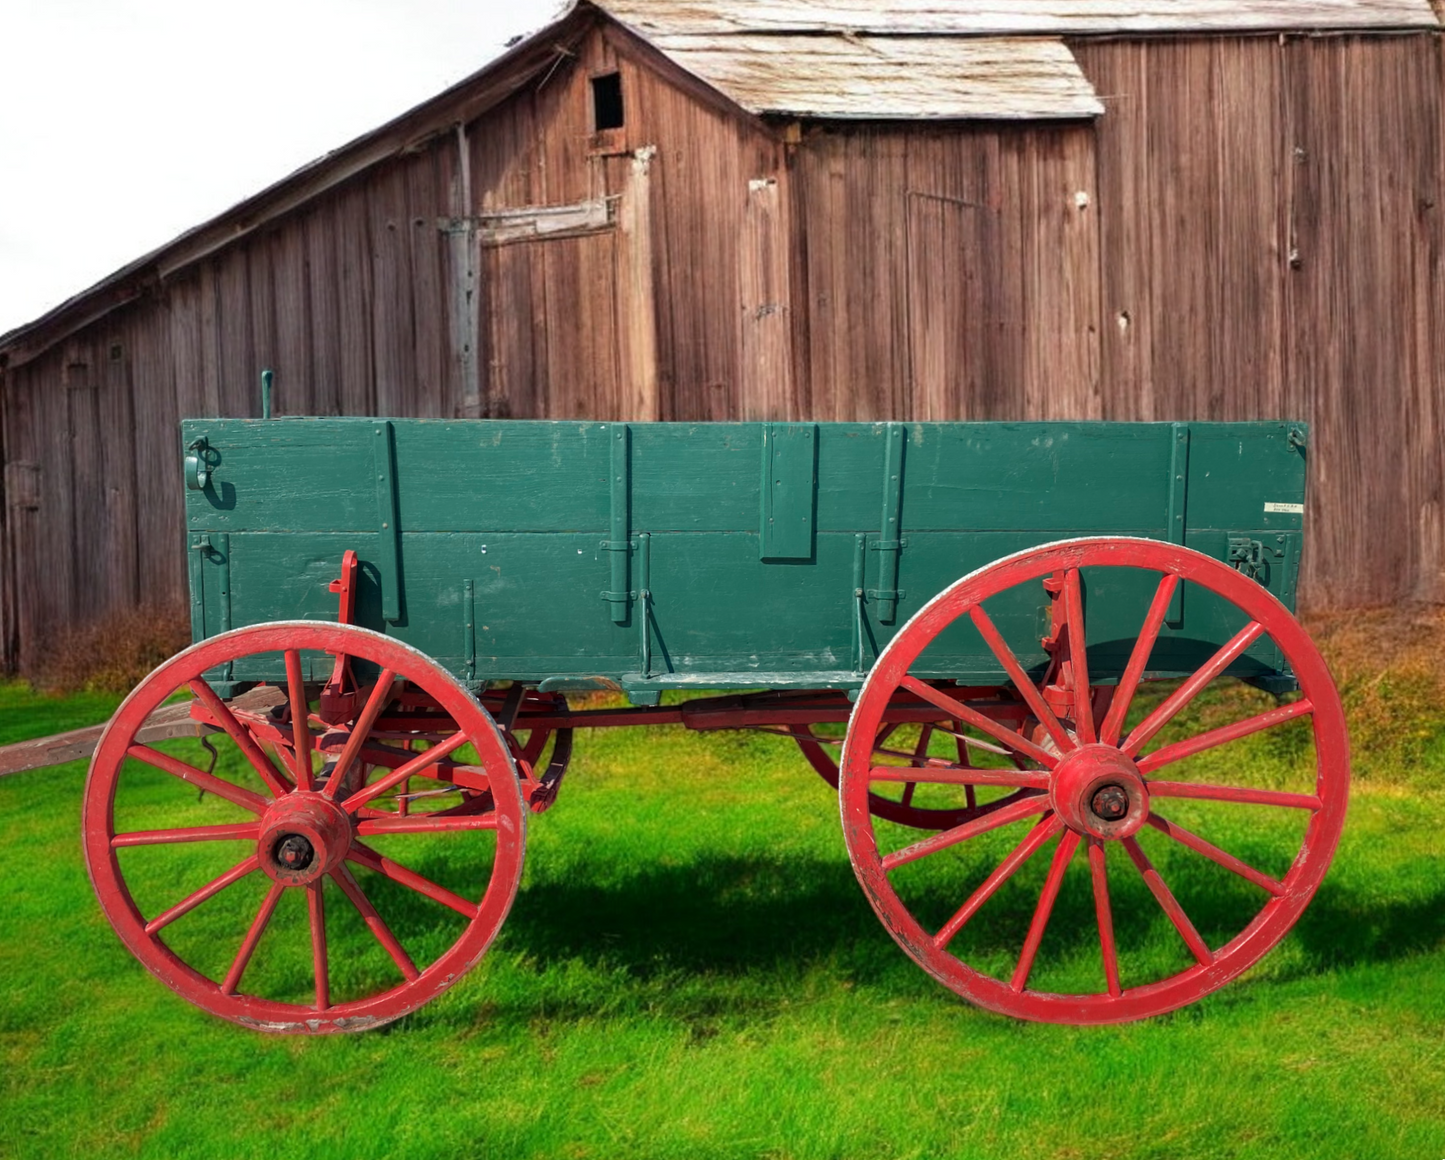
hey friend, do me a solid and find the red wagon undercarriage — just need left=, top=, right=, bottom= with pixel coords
left=76, top=538, right=1348, bottom=1032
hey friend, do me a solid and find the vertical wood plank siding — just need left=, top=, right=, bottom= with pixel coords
left=1075, top=35, right=1445, bottom=607
left=1, top=25, right=1441, bottom=671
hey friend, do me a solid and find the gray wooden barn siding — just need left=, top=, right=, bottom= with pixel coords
left=2, top=25, right=1442, bottom=672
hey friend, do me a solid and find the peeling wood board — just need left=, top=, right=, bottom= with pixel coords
left=472, top=198, right=616, bottom=246
left=654, top=34, right=1104, bottom=119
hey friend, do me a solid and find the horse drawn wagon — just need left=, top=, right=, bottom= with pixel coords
left=80, top=414, right=1346, bottom=1031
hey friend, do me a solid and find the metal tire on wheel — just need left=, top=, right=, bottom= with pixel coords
left=840, top=536, right=1349, bottom=1024
left=82, top=621, right=526, bottom=1033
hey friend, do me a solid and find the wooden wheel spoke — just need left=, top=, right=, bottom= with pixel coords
left=872, top=739, right=999, bottom=763
left=899, top=677, right=1058, bottom=769
left=341, top=731, right=474, bottom=813
left=1137, top=699, right=1314, bottom=774
left=308, top=881, right=329, bottom=1011
left=882, top=794, right=1051, bottom=872
left=143, top=855, right=260, bottom=935
left=221, top=881, right=285, bottom=996
left=350, top=742, right=491, bottom=793
left=84, top=620, right=529, bottom=1031
left=331, top=865, right=419, bottom=983
left=323, top=671, right=399, bottom=797
left=1062, top=568, right=1095, bottom=744
left=357, top=813, right=498, bottom=836
left=188, top=679, right=293, bottom=798
left=348, top=841, right=479, bottom=918
left=834, top=538, right=1349, bottom=1023
left=1100, top=573, right=1179, bottom=746
left=1088, top=839, right=1121, bottom=997
left=1122, top=837, right=1212, bottom=966
left=968, top=604, right=1073, bottom=752
left=933, top=814, right=1062, bottom=950
left=126, top=744, right=269, bottom=814
left=869, top=765, right=1051, bottom=790
left=1146, top=780, right=1321, bottom=810
left=1146, top=813, right=1285, bottom=896
left=1123, top=621, right=1266, bottom=756
left=1011, top=829, right=1081, bottom=992
left=284, top=649, right=315, bottom=791
left=910, top=725, right=934, bottom=763
left=113, top=822, right=260, bottom=848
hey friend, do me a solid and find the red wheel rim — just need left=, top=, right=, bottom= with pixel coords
left=82, top=621, right=525, bottom=1034
left=796, top=721, right=998, bottom=831
left=840, top=537, right=1350, bottom=1024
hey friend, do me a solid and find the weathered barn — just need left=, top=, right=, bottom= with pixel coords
left=1, top=0, right=1442, bottom=673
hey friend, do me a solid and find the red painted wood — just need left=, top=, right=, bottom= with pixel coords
left=81, top=620, right=525, bottom=1034
left=837, top=536, right=1350, bottom=1024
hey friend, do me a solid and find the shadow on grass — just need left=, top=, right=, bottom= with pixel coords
left=1285, top=876, right=1445, bottom=975
left=485, top=853, right=1445, bottom=986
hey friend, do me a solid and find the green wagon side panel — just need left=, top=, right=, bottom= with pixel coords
left=181, top=418, right=1308, bottom=692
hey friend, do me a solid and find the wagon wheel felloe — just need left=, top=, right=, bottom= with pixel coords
left=82, top=621, right=526, bottom=1034
left=839, top=537, right=1349, bottom=1024
left=794, top=710, right=1025, bottom=831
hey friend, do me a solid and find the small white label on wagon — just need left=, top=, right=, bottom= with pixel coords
left=1264, top=502, right=1305, bottom=514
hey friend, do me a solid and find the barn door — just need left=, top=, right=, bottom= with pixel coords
left=482, top=221, right=622, bottom=420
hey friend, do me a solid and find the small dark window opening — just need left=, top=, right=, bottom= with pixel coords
left=592, top=72, right=624, bottom=131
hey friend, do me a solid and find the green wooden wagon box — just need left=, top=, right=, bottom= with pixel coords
left=81, top=417, right=1347, bottom=1031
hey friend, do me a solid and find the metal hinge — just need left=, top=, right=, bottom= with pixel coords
left=599, top=537, right=638, bottom=606
left=1228, top=536, right=1285, bottom=583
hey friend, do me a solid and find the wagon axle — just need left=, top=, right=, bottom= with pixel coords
left=79, top=522, right=1340, bottom=1022
left=1090, top=785, right=1130, bottom=822
left=273, top=835, right=315, bottom=872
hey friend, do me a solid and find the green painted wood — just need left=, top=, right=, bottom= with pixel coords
left=603, top=424, right=632, bottom=624
left=870, top=422, right=906, bottom=622
left=759, top=422, right=816, bottom=560
left=180, top=418, right=1309, bottom=692
left=372, top=422, right=402, bottom=623
left=1165, top=422, right=1190, bottom=626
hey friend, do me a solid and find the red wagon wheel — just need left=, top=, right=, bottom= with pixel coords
left=840, top=537, right=1349, bottom=1023
left=82, top=621, right=525, bottom=1034
left=795, top=719, right=1010, bottom=831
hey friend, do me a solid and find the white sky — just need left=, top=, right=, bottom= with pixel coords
left=0, top=0, right=561, bottom=336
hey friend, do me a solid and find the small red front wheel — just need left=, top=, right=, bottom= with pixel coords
left=82, top=621, right=526, bottom=1033
left=840, top=537, right=1349, bottom=1024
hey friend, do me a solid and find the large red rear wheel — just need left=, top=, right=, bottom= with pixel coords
left=82, top=621, right=525, bottom=1033
left=840, top=537, right=1349, bottom=1023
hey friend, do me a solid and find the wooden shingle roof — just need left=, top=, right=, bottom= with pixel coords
left=651, top=33, right=1104, bottom=119
left=604, top=0, right=1441, bottom=36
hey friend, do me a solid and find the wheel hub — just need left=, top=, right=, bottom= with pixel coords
left=257, top=792, right=354, bottom=885
left=1050, top=745, right=1149, bottom=840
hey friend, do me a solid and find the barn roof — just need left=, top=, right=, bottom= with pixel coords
left=2, top=0, right=1439, bottom=367
left=650, top=34, right=1103, bottom=119
left=605, top=0, right=1442, bottom=36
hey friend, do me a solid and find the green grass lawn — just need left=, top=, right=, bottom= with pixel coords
left=2, top=679, right=1444, bottom=1160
